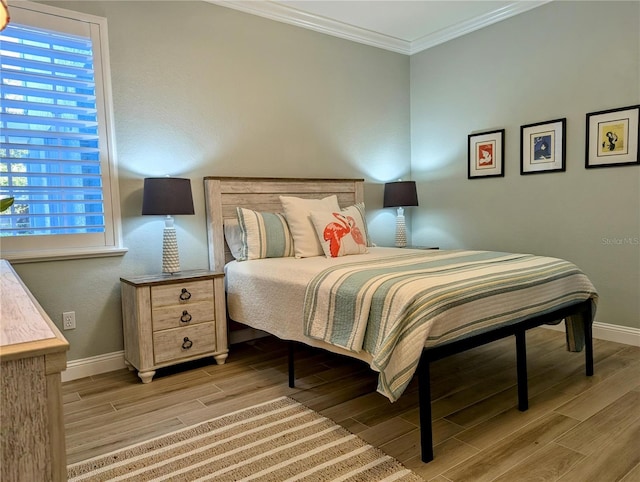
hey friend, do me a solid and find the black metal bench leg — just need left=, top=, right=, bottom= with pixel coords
left=516, top=331, right=528, bottom=411
left=288, top=341, right=295, bottom=388
left=418, top=357, right=434, bottom=462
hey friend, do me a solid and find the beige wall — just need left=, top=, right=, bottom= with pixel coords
left=14, top=1, right=410, bottom=360
left=410, top=1, right=640, bottom=329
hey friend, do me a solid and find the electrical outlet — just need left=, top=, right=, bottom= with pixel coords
left=63, top=311, right=76, bottom=330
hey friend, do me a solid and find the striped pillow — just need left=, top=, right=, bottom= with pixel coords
left=236, top=207, right=295, bottom=261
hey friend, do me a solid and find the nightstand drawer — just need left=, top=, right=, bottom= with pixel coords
left=151, top=280, right=213, bottom=308
left=152, top=301, right=214, bottom=331
left=153, top=322, right=216, bottom=364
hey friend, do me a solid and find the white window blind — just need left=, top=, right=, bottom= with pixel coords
left=0, top=2, right=124, bottom=261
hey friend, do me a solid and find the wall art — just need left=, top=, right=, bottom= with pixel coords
left=468, top=129, right=504, bottom=179
left=520, top=118, right=566, bottom=174
left=586, top=105, right=639, bottom=168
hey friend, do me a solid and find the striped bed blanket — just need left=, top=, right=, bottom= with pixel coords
left=303, top=250, right=598, bottom=401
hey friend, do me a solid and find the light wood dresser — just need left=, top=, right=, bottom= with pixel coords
left=120, top=270, right=228, bottom=383
left=0, top=259, right=69, bottom=482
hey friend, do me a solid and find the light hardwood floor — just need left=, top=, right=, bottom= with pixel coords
left=63, top=328, right=640, bottom=481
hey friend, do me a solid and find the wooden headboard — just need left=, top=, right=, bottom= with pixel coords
left=203, top=176, right=365, bottom=272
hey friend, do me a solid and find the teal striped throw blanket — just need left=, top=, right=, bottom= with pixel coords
left=303, top=250, right=598, bottom=401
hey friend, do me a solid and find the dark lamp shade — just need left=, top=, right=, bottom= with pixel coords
left=141, top=177, right=195, bottom=215
left=383, top=181, right=418, bottom=208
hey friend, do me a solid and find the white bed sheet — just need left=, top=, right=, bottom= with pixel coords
left=225, top=247, right=424, bottom=364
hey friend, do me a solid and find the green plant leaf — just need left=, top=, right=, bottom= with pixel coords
left=1, top=197, right=15, bottom=212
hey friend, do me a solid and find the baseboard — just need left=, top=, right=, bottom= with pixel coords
left=542, top=320, right=640, bottom=346
left=62, top=321, right=639, bottom=382
left=62, top=351, right=127, bottom=382
left=61, top=328, right=269, bottom=382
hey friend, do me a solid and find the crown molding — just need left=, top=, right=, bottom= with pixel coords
left=206, top=0, right=411, bottom=54
left=206, top=1, right=551, bottom=56
left=410, top=1, right=552, bottom=54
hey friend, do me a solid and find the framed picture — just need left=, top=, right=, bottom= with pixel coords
left=520, top=118, right=566, bottom=175
left=586, top=105, right=640, bottom=168
left=468, top=129, right=504, bottom=179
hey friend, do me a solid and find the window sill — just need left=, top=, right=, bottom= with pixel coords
left=1, top=247, right=129, bottom=264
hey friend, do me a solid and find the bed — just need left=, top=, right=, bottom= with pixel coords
left=204, top=176, right=598, bottom=463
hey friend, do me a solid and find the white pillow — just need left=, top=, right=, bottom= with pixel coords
left=223, top=218, right=243, bottom=259
left=280, top=195, right=341, bottom=258
left=310, top=203, right=370, bottom=258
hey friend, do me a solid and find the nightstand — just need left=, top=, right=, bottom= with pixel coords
left=120, top=270, right=228, bottom=383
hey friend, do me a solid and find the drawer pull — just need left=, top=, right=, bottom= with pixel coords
left=179, top=288, right=192, bottom=301
left=182, top=337, right=193, bottom=350
left=180, top=311, right=192, bottom=323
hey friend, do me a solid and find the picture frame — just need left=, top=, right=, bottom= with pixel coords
left=468, top=129, right=504, bottom=179
left=520, top=118, right=566, bottom=175
left=586, top=105, right=640, bottom=168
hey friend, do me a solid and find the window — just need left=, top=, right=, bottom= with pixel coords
left=0, top=1, right=124, bottom=261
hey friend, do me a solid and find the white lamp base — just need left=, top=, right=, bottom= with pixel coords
left=162, top=216, right=181, bottom=274
left=395, top=207, right=407, bottom=248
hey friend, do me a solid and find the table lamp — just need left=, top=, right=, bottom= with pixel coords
left=142, top=177, right=195, bottom=274
left=383, top=180, right=419, bottom=247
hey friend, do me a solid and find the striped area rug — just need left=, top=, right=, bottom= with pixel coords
left=68, top=396, right=422, bottom=481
